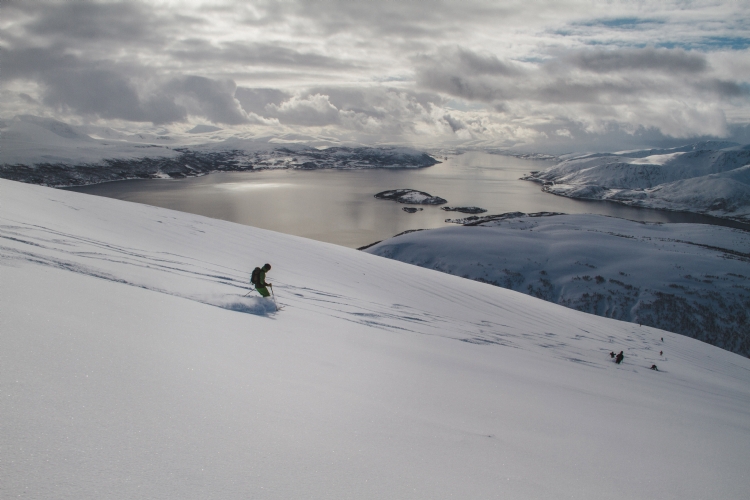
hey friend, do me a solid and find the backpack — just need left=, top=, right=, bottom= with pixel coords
left=251, top=267, right=262, bottom=286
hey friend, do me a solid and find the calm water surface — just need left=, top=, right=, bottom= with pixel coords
left=68, top=152, right=748, bottom=248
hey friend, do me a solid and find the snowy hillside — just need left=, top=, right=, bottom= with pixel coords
left=0, top=114, right=180, bottom=168
left=0, top=115, right=438, bottom=186
left=365, top=213, right=750, bottom=357
left=524, top=142, right=750, bottom=222
left=2, top=179, right=750, bottom=499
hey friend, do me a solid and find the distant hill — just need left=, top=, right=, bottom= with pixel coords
left=524, top=141, right=750, bottom=222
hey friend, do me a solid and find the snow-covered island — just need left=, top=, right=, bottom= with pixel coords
left=0, top=115, right=439, bottom=187
left=365, top=213, right=750, bottom=357
left=374, top=189, right=448, bottom=205
left=4, top=178, right=750, bottom=498
left=523, top=141, right=750, bottom=223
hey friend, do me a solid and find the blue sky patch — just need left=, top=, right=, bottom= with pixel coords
left=656, top=37, right=750, bottom=51
left=577, top=17, right=665, bottom=29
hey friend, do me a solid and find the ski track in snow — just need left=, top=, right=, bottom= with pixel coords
left=2, top=180, right=748, bottom=381
left=1, top=216, right=670, bottom=371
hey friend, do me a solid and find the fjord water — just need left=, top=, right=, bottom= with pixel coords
left=68, top=151, right=747, bottom=248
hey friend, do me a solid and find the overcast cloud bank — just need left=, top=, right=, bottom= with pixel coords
left=1, top=1, right=749, bottom=151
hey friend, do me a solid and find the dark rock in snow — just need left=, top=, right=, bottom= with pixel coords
left=445, top=211, right=565, bottom=225
left=441, top=206, right=487, bottom=214
left=403, top=207, right=424, bottom=213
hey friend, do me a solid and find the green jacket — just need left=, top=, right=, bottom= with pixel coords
left=257, top=269, right=269, bottom=288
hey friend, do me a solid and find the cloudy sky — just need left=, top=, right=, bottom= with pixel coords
left=2, top=0, right=749, bottom=151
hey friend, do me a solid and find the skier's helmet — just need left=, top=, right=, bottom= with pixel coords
left=263, top=263, right=271, bottom=271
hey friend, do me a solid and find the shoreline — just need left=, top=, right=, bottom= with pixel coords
left=522, top=176, right=750, bottom=231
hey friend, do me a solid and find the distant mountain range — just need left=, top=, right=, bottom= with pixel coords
left=0, top=115, right=438, bottom=186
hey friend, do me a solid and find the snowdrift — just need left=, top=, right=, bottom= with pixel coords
left=2, top=179, right=750, bottom=499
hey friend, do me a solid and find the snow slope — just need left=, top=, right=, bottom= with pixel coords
left=524, top=142, right=750, bottom=222
left=365, top=213, right=750, bottom=357
left=2, top=179, right=750, bottom=499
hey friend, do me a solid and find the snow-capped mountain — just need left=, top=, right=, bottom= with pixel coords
left=2, top=179, right=749, bottom=499
left=364, top=212, right=750, bottom=357
left=524, top=142, right=750, bottom=222
left=0, top=115, right=438, bottom=186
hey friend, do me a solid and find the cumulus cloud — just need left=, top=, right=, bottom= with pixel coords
left=265, top=94, right=340, bottom=126
left=235, top=88, right=290, bottom=115
left=167, top=76, right=249, bottom=125
left=442, top=114, right=466, bottom=133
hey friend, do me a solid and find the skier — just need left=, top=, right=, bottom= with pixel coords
left=251, top=263, right=273, bottom=297
left=615, top=351, right=624, bottom=364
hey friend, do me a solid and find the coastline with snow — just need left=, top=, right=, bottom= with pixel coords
left=523, top=142, right=750, bottom=223
left=4, top=115, right=750, bottom=232
left=0, top=115, right=439, bottom=187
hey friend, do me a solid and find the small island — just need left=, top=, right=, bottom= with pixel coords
left=441, top=206, right=487, bottom=214
left=375, top=189, right=447, bottom=205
